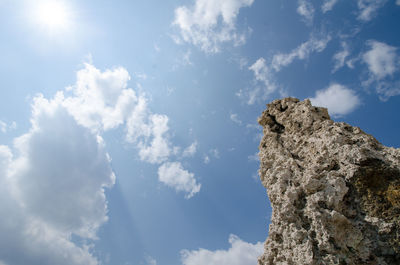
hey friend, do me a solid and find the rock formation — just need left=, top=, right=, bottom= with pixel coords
left=257, top=98, right=400, bottom=265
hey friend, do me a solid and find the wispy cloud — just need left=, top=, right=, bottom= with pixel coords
left=309, top=83, right=361, bottom=116
left=0, top=120, right=16, bottom=133
left=239, top=35, right=331, bottom=105
left=322, top=0, right=339, bottom=13
left=230, top=113, right=242, bottom=125
left=332, top=42, right=350, bottom=73
left=182, top=141, right=198, bottom=157
left=237, top=57, right=277, bottom=105
left=172, top=0, right=254, bottom=53
left=145, top=255, right=157, bottom=265
left=357, top=0, right=387, bottom=21
left=297, top=0, right=315, bottom=25
left=181, top=234, right=263, bottom=265
left=203, top=148, right=220, bottom=164
left=271, top=35, right=331, bottom=71
left=362, top=40, right=400, bottom=100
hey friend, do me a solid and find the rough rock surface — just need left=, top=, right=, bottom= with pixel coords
left=257, top=98, right=400, bottom=265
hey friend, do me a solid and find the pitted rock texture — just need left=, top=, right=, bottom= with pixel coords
left=258, top=98, right=400, bottom=265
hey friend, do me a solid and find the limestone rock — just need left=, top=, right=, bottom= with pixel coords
left=258, top=98, right=400, bottom=265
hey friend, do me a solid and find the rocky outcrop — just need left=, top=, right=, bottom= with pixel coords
left=257, top=98, right=400, bottom=265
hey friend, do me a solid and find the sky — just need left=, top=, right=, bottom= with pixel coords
left=0, top=0, right=400, bottom=264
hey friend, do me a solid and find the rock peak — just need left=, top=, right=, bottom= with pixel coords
left=258, top=98, right=400, bottom=265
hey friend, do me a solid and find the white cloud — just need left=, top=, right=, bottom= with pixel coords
left=55, top=64, right=174, bottom=166
left=66, top=64, right=200, bottom=194
left=357, top=0, right=387, bottom=21
left=332, top=42, right=350, bottom=73
left=210, top=148, right=220, bottom=159
left=173, top=0, right=254, bottom=53
left=0, top=95, right=115, bottom=264
left=239, top=58, right=277, bottom=105
left=158, top=162, right=201, bottom=199
left=145, top=255, right=157, bottom=265
left=240, top=35, right=330, bottom=105
left=272, top=35, right=331, bottom=71
left=397, top=0, right=400, bottom=5
left=362, top=40, right=398, bottom=80
left=202, top=148, right=220, bottom=164
left=0, top=61, right=203, bottom=264
left=137, top=114, right=172, bottom=164
left=230, top=113, right=242, bottom=125
left=309, top=84, right=361, bottom=116
left=183, top=141, right=198, bottom=157
left=248, top=151, right=259, bottom=162
left=375, top=81, right=400, bottom=100
left=63, top=63, right=138, bottom=132
left=361, top=40, right=400, bottom=100
left=12, top=96, right=115, bottom=239
left=180, top=234, right=263, bottom=265
left=0, top=121, right=6, bottom=133
left=297, top=0, right=314, bottom=24
left=322, top=0, right=339, bottom=13
left=0, top=120, right=16, bottom=133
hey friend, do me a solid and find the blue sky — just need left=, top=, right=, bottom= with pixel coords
left=0, top=0, right=400, bottom=264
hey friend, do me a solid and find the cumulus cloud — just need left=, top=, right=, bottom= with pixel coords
left=180, top=234, right=263, bottom=265
left=172, top=0, right=254, bottom=53
left=63, top=64, right=134, bottom=132
left=158, top=162, right=201, bottom=199
left=0, top=94, right=115, bottom=264
left=272, top=35, right=331, bottom=71
left=309, top=84, right=361, bottom=116
left=332, top=42, right=350, bottom=73
left=13, top=96, right=115, bottom=239
left=357, top=0, right=387, bottom=21
left=60, top=64, right=175, bottom=166
left=297, top=0, right=314, bottom=24
left=63, top=64, right=200, bottom=191
left=0, top=61, right=203, bottom=263
left=322, top=0, right=339, bottom=13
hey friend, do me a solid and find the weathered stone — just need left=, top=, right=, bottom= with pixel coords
left=258, top=98, right=400, bottom=265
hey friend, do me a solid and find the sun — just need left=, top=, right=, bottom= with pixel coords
left=33, top=1, right=72, bottom=31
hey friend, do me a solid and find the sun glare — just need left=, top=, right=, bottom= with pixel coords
left=33, top=1, right=72, bottom=32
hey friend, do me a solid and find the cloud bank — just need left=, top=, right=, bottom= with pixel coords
left=0, top=96, right=115, bottom=265
left=0, top=62, right=201, bottom=265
